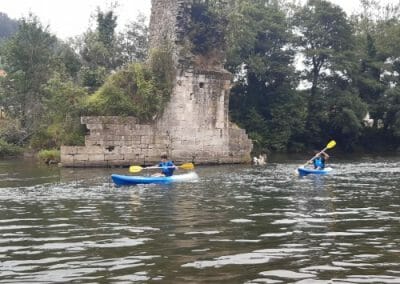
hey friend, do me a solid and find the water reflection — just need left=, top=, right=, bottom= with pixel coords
left=0, top=158, right=399, bottom=282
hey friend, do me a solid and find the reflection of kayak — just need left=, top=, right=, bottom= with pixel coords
left=111, top=172, right=198, bottom=186
left=298, top=167, right=332, bottom=176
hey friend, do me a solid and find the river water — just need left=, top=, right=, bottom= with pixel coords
left=0, top=157, right=399, bottom=283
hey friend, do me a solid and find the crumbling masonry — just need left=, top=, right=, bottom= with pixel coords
left=60, top=0, right=252, bottom=167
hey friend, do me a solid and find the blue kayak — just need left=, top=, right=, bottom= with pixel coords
left=298, top=167, right=332, bottom=176
left=111, top=172, right=198, bottom=186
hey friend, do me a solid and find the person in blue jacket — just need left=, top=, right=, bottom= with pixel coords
left=155, top=154, right=177, bottom=177
left=313, top=151, right=329, bottom=170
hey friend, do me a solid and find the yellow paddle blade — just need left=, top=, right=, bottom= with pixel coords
left=179, top=163, right=194, bottom=170
left=326, top=140, right=336, bottom=149
left=129, top=165, right=144, bottom=173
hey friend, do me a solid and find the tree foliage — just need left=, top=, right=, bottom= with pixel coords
left=0, top=15, right=57, bottom=133
left=227, top=0, right=306, bottom=152
left=0, top=138, right=23, bottom=157
left=38, top=73, right=88, bottom=148
left=119, top=14, right=149, bottom=63
left=1, top=1, right=400, bottom=155
left=0, top=8, right=157, bottom=152
left=188, top=0, right=227, bottom=55
left=293, top=0, right=354, bottom=94
left=75, top=7, right=149, bottom=91
left=83, top=47, right=174, bottom=122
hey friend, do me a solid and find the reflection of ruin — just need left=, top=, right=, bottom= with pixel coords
left=61, top=0, right=252, bottom=167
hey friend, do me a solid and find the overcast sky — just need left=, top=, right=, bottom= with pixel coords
left=0, top=0, right=391, bottom=40
left=0, top=0, right=152, bottom=39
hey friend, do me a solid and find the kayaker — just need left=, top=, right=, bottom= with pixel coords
left=153, top=154, right=177, bottom=177
left=313, top=151, right=329, bottom=170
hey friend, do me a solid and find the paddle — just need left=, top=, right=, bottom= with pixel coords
left=302, top=140, right=336, bottom=168
left=129, top=162, right=194, bottom=173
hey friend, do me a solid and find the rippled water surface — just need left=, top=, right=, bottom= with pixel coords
left=0, top=157, right=399, bottom=283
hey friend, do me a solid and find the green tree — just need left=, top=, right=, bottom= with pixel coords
left=383, top=87, right=400, bottom=140
left=374, top=18, right=400, bottom=146
left=0, top=15, right=57, bottom=137
left=34, top=73, right=88, bottom=148
left=325, top=76, right=368, bottom=150
left=293, top=0, right=353, bottom=97
left=351, top=0, right=400, bottom=150
left=97, top=8, right=117, bottom=49
left=188, top=0, right=227, bottom=55
left=53, top=41, right=82, bottom=79
left=83, top=47, right=174, bottom=122
left=227, top=0, right=305, bottom=152
left=77, top=7, right=120, bottom=91
left=292, top=0, right=369, bottom=150
left=119, top=13, right=149, bottom=63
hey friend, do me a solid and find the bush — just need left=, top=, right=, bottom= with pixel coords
left=83, top=49, right=174, bottom=122
left=30, top=123, right=85, bottom=150
left=41, top=74, right=88, bottom=148
left=0, top=119, right=28, bottom=145
left=0, top=138, right=23, bottom=157
left=79, top=66, right=107, bottom=90
left=29, top=128, right=56, bottom=150
left=37, top=149, right=60, bottom=165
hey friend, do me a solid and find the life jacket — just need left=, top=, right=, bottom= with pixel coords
left=313, top=157, right=325, bottom=169
left=159, top=161, right=175, bottom=176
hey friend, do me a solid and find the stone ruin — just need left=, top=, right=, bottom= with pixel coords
left=60, top=0, right=253, bottom=167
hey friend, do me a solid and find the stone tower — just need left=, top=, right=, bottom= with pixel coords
left=149, top=0, right=252, bottom=164
left=60, top=0, right=252, bottom=167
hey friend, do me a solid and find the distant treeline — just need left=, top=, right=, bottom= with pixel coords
left=198, top=0, right=400, bottom=153
left=0, top=0, right=399, bottom=158
left=0, top=12, right=18, bottom=42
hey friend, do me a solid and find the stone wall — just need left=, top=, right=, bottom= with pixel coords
left=61, top=113, right=251, bottom=167
left=60, top=0, right=253, bottom=167
left=61, top=65, right=252, bottom=166
left=61, top=117, right=169, bottom=167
